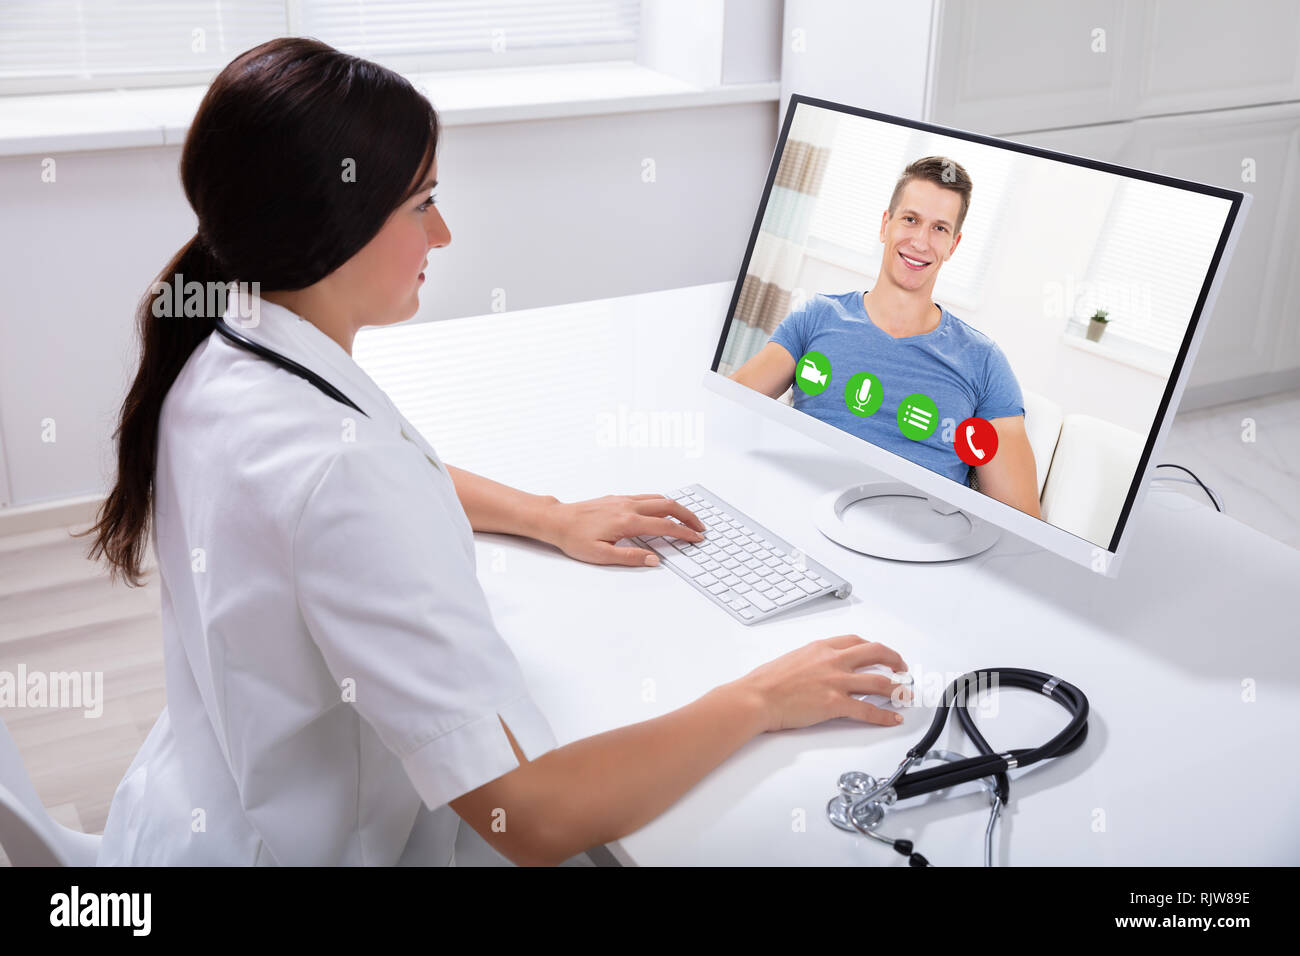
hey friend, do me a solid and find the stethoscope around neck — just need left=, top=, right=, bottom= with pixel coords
left=214, top=318, right=369, bottom=418
left=827, top=668, right=1089, bottom=866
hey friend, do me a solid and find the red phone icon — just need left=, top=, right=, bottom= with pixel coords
left=955, top=417, right=998, bottom=467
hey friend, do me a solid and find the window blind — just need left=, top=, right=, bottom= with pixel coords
left=1076, top=178, right=1233, bottom=356
left=0, top=0, right=641, bottom=93
left=0, top=1, right=288, bottom=87
left=300, top=0, right=641, bottom=59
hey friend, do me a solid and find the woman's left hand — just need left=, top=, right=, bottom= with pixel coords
left=541, top=494, right=708, bottom=567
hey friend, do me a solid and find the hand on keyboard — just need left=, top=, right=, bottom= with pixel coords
left=636, top=485, right=853, bottom=624
left=542, top=492, right=707, bottom=567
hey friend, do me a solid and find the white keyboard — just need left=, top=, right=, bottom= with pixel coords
left=632, top=484, right=852, bottom=625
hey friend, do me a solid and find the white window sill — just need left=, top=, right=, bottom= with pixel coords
left=1060, top=330, right=1174, bottom=377
left=0, top=61, right=778, bottom=157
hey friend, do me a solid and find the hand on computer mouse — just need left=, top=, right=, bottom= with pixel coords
left=851, top=665, right=913, bottom=706
left=731, top=635, right=911, bottom=732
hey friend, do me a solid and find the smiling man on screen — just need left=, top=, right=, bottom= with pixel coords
left=730, top=156, right=1042, bottom=520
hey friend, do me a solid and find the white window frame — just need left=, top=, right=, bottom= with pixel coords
left=0, top=0, right=641, bottom=97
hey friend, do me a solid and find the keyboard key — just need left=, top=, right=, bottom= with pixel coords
left=646, top=540, right=705, bottom=577
left=646, top=484, right=850, bottom=623
left=662, top=552, right=705, bottom=578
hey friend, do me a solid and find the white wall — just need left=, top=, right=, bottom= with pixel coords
left=0, top=101, right=778, bottom=507
left=780, top=0, right=936, bottom=124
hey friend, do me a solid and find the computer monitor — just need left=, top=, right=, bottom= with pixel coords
left=704, top=93, right=1251, bottom=578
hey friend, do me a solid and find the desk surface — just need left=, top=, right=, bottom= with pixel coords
left=355, top=282, right=1300, bottom=866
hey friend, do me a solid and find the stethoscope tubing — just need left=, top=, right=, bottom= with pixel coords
left=892, top=668, right=1089, bottom=803
left=214, top=318, right=370, bottom=418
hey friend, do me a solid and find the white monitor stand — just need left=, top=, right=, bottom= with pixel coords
left=815, top=480, right=1002, bottom=562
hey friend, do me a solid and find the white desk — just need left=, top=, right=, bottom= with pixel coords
left=355, top=282, right=1300, bottom=866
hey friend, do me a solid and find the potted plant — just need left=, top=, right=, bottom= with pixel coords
left=1086, top=308, right=1109, bottom=342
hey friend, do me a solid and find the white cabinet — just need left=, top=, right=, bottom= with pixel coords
left=1133, top=0, right=1300, bottom=118
left=1127, top=104, right=1300, bottom=386
left=930, top=0, right=1300, bottom=133
left=780, top=0, right=1300, bottom=404
left=930, top=0, right=1143, bottom=134
left=925, top=0, right=1300, bottom=397
left=1016, top=102, right=1300, bottom=388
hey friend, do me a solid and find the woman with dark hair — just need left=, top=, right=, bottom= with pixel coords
left=85, top=37, right=909, bottom=866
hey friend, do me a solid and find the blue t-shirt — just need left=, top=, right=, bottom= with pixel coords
left=769, top=291, right=1024, bottom=484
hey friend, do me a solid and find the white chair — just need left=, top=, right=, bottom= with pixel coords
left=1021, top=389, right=1063, bottom=500
left=0, top=714, right=100, bottom=865
left=1039, top=413, right=1146, bottom=545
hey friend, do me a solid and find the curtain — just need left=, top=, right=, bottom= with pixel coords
left=719, top=105, right=839, bottom=390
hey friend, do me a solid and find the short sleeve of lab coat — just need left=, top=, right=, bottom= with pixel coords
left=292, top=443, right=558, bottom=810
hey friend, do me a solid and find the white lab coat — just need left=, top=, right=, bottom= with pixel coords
left=98, top=294, right=558, bottom=865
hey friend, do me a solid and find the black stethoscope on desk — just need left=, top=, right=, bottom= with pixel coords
left=827, top=668, right=1089, bottom=866
left=215, top=318, right=370, bottom=418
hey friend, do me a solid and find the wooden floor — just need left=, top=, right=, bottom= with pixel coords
left=0, top=523, right=163, bottom=867
left=2, top=388, right=1296, bottom=866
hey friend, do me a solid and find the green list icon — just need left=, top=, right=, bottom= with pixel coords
left=795, top=351, right=832, bottom=395
left=844, top=372, right=883, bottom=417
left=897, top=393, right=938, bottom=440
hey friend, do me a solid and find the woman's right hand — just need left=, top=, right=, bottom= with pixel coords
left=734, top=635, right=911, bottom=733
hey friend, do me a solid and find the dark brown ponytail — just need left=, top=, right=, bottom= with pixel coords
left=78, top=37, right=439, bottom=586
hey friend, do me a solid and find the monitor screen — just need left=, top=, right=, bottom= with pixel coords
left=711, top=96, right=1245, bottom=554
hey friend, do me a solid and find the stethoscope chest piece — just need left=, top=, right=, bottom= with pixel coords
left=827, top=771, right=886, bottom=833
